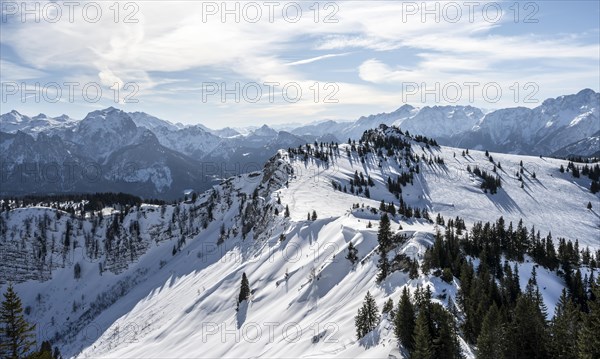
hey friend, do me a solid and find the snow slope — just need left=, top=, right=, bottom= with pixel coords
left=1, top=128, right=598, bottom=358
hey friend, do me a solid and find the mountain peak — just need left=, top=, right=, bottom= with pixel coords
left=577, top=88, right=596, bottom=96
left=252, top=124, right=278, bottom=137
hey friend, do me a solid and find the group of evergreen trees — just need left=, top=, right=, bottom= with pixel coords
left=0, top=192, right=165, bottom=215
left=419, top=215, right=599, bottom=359
left=468, top=166, right=502, bottom=194
left=356, top=210, right=599, bottom=358
left=355, top=285, right=462, bottom=359
left=562, top=161, right=600, bottom=194
left=0, top=284, right=62, bottom=359
left=286, top=141, right=340, bottom=163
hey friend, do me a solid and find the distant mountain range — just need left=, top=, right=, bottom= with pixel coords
left=1, top=89, right=598, bottom=199
left=290, top=88, right=599, bottom=157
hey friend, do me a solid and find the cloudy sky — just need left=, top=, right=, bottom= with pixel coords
left=1, top=0, right=599, bottom=128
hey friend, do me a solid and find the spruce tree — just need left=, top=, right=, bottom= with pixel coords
left=394, top=287, right=415, bottom=351
left=346, top=242, right=359, bottom=265
left=377, top=214, right=392, bottom=282
left=284, top=205, right=290, bottom=218
left=550, top=289, right=579, bottom=359
left=476, top=304, right=504, bottom=359
left=507, top=294, right=548, bottom=359
left=0, top=283, right=36, bottom=359
left=432, top=305, right=462, bottom=359
left=355, top=291, right=380, bottom=339
left=578, top=278, right=600, bottom=359
left=237, top=273, right=250, bottom=309
left=311, top=210, right=317, bottom=221
left=412, top=310, right=433, bottom=359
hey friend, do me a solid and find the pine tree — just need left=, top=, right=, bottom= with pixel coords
left=432, top=305, right=462, bottom=359
left=28, top=340, right=54, bottom=359
left=355, top=291, right=380, bottom=339
left=237, top=273, right=250, bottom=309
left=0, top=283, right=36, bottom=359
left=550, top=289, right=579, bottom=359
left=412, top=310, right=433, bottom=359
left=311, top=210, right=317, bottom=221
left=394, top=287, right=415, bottom=351
left=346, top=242, right=359, bottom=265
left=73, top=263, right=81, bottom=280
left=377, top=214, right=392, bottom=282
left=587, top=201, right=593, bottom=210
left=507, top=294, right=548, bottom=359
left=578, top=278, right=600, bottom=359
left=284, top=205, right=290, bottom=218
left=476, top=304, right=504, bottom=359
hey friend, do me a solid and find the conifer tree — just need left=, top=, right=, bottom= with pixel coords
left=354, top=291, right=380, bottom=339
left=346, top=242, right=359, bottom=265
left=432, top=305, right=462, bottom=359
left=237, top=273, right=250, bottom=309
left=507, top=293, right=548, bottom=359
left=377, top=214, right=392, bottom=282
left=550, top=289, right=579, bottom=359
left=0, top=283, right=36, bottom=359
left=476, top=304, right=504, bottom=359
left=412, top=310, right=433, bottom=359
left=311, top=210, right=317, bottom=221
left=578, top=278, right=600, bottom=359
left=394, top=287, right=415, bottom=351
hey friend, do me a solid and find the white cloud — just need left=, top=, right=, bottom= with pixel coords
left=287, top=53, right=351, bottom=66
left=1, top=0, right=598, bottom=125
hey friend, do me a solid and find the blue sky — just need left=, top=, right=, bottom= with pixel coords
left=1, top=0, right=599, bottom=128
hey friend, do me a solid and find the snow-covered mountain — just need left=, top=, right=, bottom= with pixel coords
left=291, top=89, right=600, bottom=156
left=0, top=110, right=78, bottom=137
left=1, top=90, right=598, bottom=199
left=397, top=105, right=484, bottom=139
left=1, top=125, right=598, bottom=358
left=129, top=111, right=183, bottom=132
left=151, top=125, right=223, bottom=159
left=455, top=89, right=600, bottom=155
left=0, top=108, right=211, bottom=199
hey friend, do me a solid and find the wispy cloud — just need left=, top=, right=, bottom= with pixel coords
left=287, top=53, right=351, bottom=66
left=1, top=1, right=598, bottom=125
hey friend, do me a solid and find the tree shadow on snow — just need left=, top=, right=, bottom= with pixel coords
left=486, top=188, right=524, bottom=215
left=236, top=300, right=248, bottom=329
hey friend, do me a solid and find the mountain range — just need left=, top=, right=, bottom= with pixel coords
left=1, top=89, right=598, bottom=199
